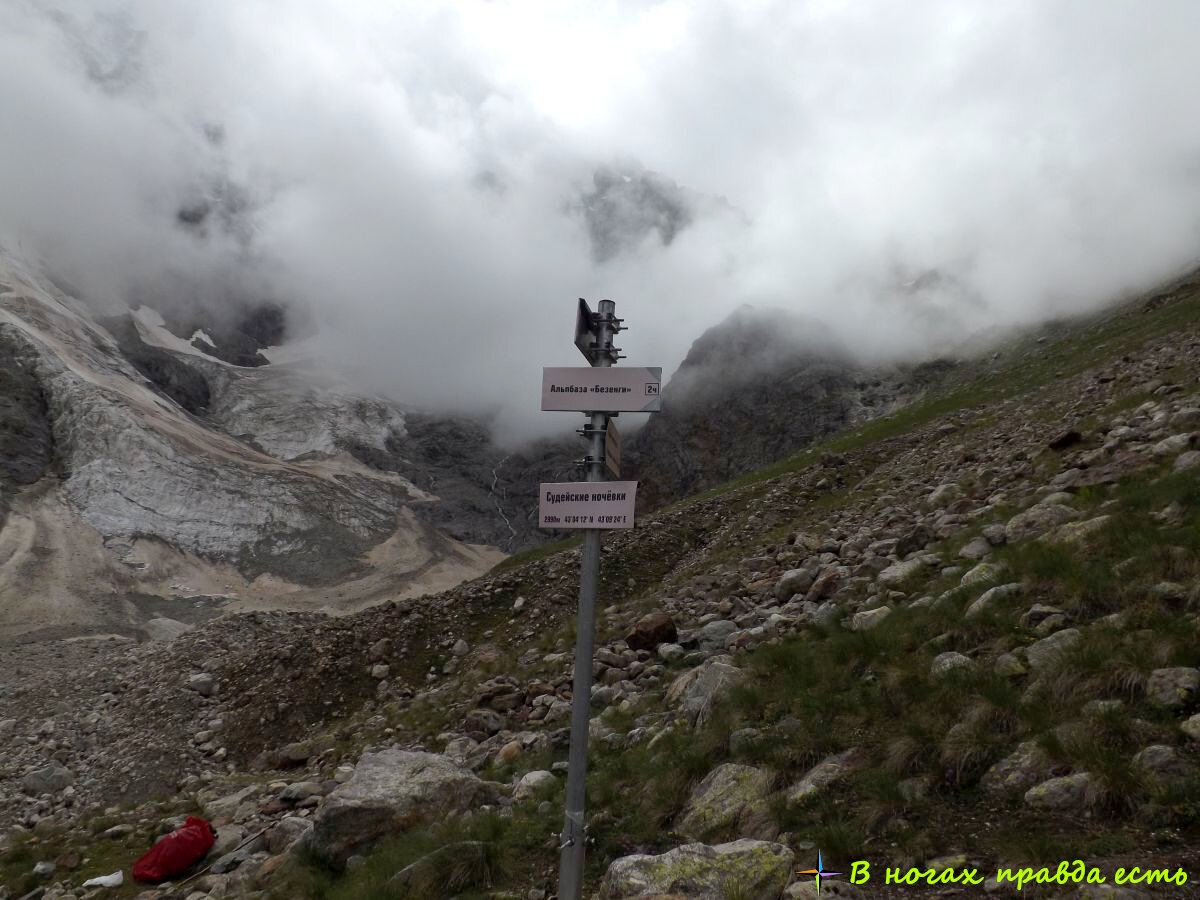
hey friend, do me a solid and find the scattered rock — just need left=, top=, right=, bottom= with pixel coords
left=1131, top=744, right=1195, bottom=784
left=696, top=620, right=738, bottom=652
left=1024, top=628, right=1082, bottom=671
left=267, top=816, right=314, bottom=854
left=775, top=568, right=816, bottom=601
left=1048, top=429, right=1083, bottom=450
left=1174, top=450, right=1200, bottom=472
left=20, top=764, right=74, bottom=796
left=964, top=583, right=1021, bottom=620
left=927, top=483, right=962, bottom=508
left=1043, top=515, right=1111, bottom=545
left=187, top=673, right=217, bottom=697
left=626, top=611, right=677, bottom=651
left=1024, top=772, right=1098, bottom=810
left=850, top=606, right=891, bottom=631
left=961, top=561, right=1005, bottom=587
left=786, top=748, right=864, bottom=806
left=958, top=536, right=991, bottom=560
left=994, top=652, right=1027, bottom=677
left=513, top=770, right=557, bottom=802
left=599, top=839, right=795, bottom=900
left=1145, top=667, right=1200, bottom=708
left=676, top=763, right=777, bottom=841
left=1180, top=714, right=1200, bottom=741
left=665, top=655, right=745, bottom=729
left=1005, top=504, right=1079, bottom=542
left=309, top=748, right=498, bottom=867
left=981, top=741, right=1063, bottom=794
left=878, top=557, right=932, bottom=588
left=930, top=652, right=973, bottom=677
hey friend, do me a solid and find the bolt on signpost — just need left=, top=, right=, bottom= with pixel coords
left=540, top=299, right=662, bottom=900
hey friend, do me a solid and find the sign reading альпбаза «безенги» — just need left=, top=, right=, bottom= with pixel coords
left=541, top=367, right=662, bottom=412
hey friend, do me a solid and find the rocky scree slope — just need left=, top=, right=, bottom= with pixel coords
left=3, top=272, right=1200, bottom=898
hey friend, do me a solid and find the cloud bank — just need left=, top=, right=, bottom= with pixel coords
left=3, top=0, right=1200, bottom=440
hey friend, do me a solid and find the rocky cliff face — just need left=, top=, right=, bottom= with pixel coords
left=629, top=306, right=954, bottom=509
left=0, top=254, right=514, bottom=640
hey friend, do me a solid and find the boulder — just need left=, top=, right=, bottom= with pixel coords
left=994, top=652, right=1027, bottom=677
left=1180, top=713, right=1200, bottom=741
left=626, top=611, right=677, bottom=651
left=930, top=652, right=973, bottom=678
left=1005, top=504, right=1079, bottom=542
left=676, top=764, right=777, bottom=841
left=964, top=583, right=1021, bottom=620
left=786, top=748, right=864, bottom=806
left=658, top=643, right=685, bottom=663
left=20, top=764, right=74, bottom=796
left=308, top=748, right=497, bottom=867
left=279, top=781, right=323, bottom=803
left=1048, top=429, right=1083, bottom=450
left=1024, top=772, right=1098, bottom=810
left=187, top=673, right=217, bottom=697
left=927, top=483, right=962, bottom=508
left=696, top=620, right=738, bottom=652
left=960, top=561, right=1004, bottom=588
left=266, top=817, right=313, bottom=855
left=786, top=880, right=866, bottom=898
left=599, top=839, right=794, bottom=900
left=775, top=568, right=816, bottom=601
left=464, top=708, right=506, bottom=737
left=1145, top=667, right=1200, bottom=708
left=850, top=606, right=891, bottom=631
left=896, top=523, right=934, bottom=556
left=1151, top=433, right=1194, bottom=458
left=957, top=537, right=991, bottom=560
left=1131, top=745, right=1195, bottom=785
left=981, top=741, right=1064, bottom=794
left=513, top=770, right=558, bottom=802
left=665, top=656, right=745, bottom=729
left=1076, top=885, right=1152, bottom=899
left=1042, top=516, right=1111, bottom=546
left=1174, top=450, right=1200, bottom=472
left=877, top=557, right=929, bottom=588
left=1024, top=628, right=1082, bottom=671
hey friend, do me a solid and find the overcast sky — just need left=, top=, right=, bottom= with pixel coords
left=3, top=0, right=1200, bottom=440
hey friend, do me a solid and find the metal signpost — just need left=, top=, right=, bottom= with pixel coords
left=541, top=298, right=660, bottom=900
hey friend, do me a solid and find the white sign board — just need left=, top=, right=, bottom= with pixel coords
left=542, top=367, right=662, bottom=412
left=539, top=481, right=638, bottom=530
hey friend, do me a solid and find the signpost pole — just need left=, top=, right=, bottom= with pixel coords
left=557, top=299, right=617, bottom=900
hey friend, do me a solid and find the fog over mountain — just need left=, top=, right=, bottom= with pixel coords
left=4, top=0, right=1200, bottom=440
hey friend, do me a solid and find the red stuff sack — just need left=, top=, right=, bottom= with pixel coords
left=132, top=816, right=216, bottom=883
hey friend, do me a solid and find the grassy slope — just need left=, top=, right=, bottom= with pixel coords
left=209, top=276, right=1200, bottom=897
